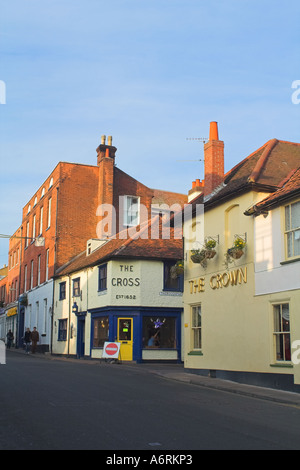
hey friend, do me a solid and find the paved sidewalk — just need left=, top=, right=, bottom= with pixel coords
left=7, top=348, right=300, bottom=407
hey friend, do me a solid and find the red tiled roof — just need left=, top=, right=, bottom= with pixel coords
left=244, top=167, right=300, bottom=215
left=55, top=216, right=183, bottom=277
left=203, top=139, right=300, bottom=206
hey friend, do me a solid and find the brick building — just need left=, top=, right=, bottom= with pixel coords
left=15, top=136, right=187, bottom=351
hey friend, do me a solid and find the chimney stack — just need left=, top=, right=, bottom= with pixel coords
left=96, top=134, right=117, bottom=165
left=204, top=122, right=224, bottom=196
left=188, top=179, right=205, bottom=202
left=97, top=135, right=117, bottom=229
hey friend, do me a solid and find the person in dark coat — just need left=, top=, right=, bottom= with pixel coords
left=6, top=330, right=14, bottom=349
left=31, top=327, right=39, bottom=354
left=24, top=328, right=32, bottom=354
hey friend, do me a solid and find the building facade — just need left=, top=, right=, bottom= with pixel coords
left=52, top=224, right=184, bottom=362
left=183, top=123, right=300, bottom=392
left=9, top=135, right=187, bottom=352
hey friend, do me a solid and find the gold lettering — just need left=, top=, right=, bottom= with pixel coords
left=221, top=272, right=230, bottom=287
left=216, top=274, right=223, bottom=289
left=238, top=267, right=247, bottom=284
left=210, top=275, right=217, bottom=289
left=230, top=270, right=238, bottom=285
left=198, top=277, right=205, bottom=292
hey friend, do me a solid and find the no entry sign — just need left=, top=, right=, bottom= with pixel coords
left=102, top=342, right=121, bottom=359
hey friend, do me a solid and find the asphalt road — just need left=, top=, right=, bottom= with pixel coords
left=1, top=351, right=300, bottom=451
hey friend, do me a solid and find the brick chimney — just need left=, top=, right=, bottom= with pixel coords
left=188, top=178, right=205, bottom=202
left=204, top=122, right=224, bottom=195
left=97, top=134, right=117, bottom=212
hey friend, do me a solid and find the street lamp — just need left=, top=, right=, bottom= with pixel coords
left=72, top=302, right=78, bottom=315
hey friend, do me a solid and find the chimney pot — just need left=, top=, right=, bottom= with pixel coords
left=101, top=135, right=106, bottom=145
left=209, top=121, right=219, bottom=141
left=107, top=136, right=112, bottom=146
left=195, top=178, right=201, bottom=186
left=192, top=181, right=196, bottom=188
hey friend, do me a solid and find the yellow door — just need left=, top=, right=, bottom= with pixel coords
left=117, top=318, right=133, bottom=361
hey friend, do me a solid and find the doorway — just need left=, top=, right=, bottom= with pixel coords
left=77, top=316, right=85, bottom=358
left=117, top=317, right=133, bottom=361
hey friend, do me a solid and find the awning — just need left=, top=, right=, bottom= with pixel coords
left=7, top=307, right=17, bottom=317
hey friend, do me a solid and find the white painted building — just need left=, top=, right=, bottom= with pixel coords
left=52, top=234, right=184, bottom=362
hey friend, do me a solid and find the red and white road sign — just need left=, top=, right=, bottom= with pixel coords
left=102, top=342, right=121, bottom=359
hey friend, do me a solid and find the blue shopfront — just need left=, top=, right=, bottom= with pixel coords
left=89, top=307, right=183, bottom=363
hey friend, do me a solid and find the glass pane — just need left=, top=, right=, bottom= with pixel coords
left=119, top=319, right=132, bottom=341
left=285, top=205, right=290, bottom=230
left=192, top=306, right=201, bottom=327
left=283, top=334, right=291, bottom=361
left=193, top=329, right=201, bottom=349
left=282, top=304, right=290, bottom=331
left=273, top=305, right=281, bottom=332
left=142, top=317, right=176, bottom=349
left=287, top=232, right=293, bottom=257
left=275, top=334, right=284, bottom=361
left=294, top=230, right=300, bottom=256
left=291, top=201, right=300, bottom=229
left=93, top=317, right=109, bottom=348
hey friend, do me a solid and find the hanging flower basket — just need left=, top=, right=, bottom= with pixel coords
left=191, top=249, right=207, bottom=267
left=170, top=260, right=184, bottom=279
left=228, top=248, right=244, bottom=259
left=205, top=248, right=216, bottom=259
left=225, top=237, right=246, bottom=267
left=203, top=239, right=217, bottom=259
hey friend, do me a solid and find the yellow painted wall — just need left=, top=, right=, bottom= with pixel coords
left=183, top=191, right=299, bottom=381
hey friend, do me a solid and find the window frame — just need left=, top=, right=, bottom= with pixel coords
left=59, top=281, right=66, bottom=300
left=123, top=195, right=140, bottom=227
left=284, top=200, right=300, bottom=259
left=163, top=261, right=183, bottom=292
left=58, top=319, right=68, bottom=341
left=72, top=277, right=81, bottom=297
left=191, top=304, right=202, bottom=351
left=272, top=302, right=291, bottom=363
left=98, top=264, right=107, bottom=292
left=92, top=316, right=109, bottom=348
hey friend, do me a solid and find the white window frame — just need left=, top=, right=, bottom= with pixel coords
left=47, top=198, right=52, bottom=229
left=37, top=255, right=41, bottom=286
left=45, top=249, right=49, bottom=282
left=39, top=207, right=43, bottom=235
left=30, top=260, right=34, bottom=290
left=123, top=195, right=140, bottom=227
left=191, top=304, right=202, bottom=350
left=285, top=200, right=300, bottom=259
left=272, top=302, right=291, bottom=363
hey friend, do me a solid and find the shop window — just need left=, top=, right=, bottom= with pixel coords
left=163, top=261, right=183, bottom=291
left=93, top=316, right=109, bottom=348
left=285, top=201, right=300, bottom=258
left=58, top=319, right=67, bottom=341
left=98, top=264, right=107, bottom=291
left=59, top=281, right=66, bottom=300
left=72, top=278, right=80, bottom=297
left=143, top=316, right=176, bottom=349
left=191, top=304, right=202, bottom=350
left=273, top=303, right=291, bottom=362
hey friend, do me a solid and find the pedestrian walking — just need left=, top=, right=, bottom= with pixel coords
left=31, top=327, right=39, bottom=354
left=24, top=328, right=32, bottom=354
left=6, top=330, right=14, bottom=349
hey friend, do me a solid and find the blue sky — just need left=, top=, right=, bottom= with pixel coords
left=0, top=0, right=299, bottom=266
